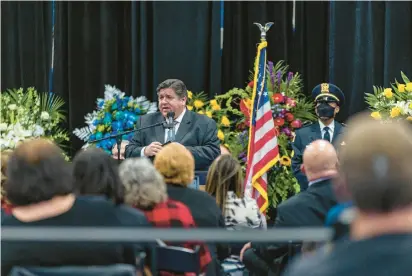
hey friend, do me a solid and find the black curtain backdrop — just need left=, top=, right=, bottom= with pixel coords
left=1, top=1, right=51, bottom=91
left=1, top=1, right=221, bottom=155
left=222, top=1, right=330, bottom=98
left=328, top=1, right=412, bottom=121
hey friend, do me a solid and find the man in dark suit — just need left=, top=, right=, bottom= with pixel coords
left=284, top=113, right=412, bottom=276
left=240, top=139, right=338, bottom=275
left=124, top=79, right=220, bottom=171
left=292, top=83, right=345, bottom=191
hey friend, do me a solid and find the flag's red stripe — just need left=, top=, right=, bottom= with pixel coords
left=255, top=111, right=273, bottom=129
left=254, top=130, right=277, bottom=153
left=250, top=147, right=279, bottom=175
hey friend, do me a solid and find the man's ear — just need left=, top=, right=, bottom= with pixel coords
left=335, top=106, right=340, bottom=114
left=300, top=164, right=306, bottom=175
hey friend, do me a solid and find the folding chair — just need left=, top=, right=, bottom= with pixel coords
left=156, top=243, right=201, bottom=275
left=8, top=264, right=137, bottom=276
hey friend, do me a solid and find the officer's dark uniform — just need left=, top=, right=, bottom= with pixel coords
left=292, top=83, right=346, bottom=190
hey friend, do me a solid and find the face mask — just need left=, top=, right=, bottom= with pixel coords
left=316, top=102, right=336, bottom=119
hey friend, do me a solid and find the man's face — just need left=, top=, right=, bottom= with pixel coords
left=158, top=88, right=187, bottom=118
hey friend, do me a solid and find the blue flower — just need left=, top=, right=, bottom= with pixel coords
left=111, top=102, right=118, bottom=111
left=114, top=111, right=124, bottom=121
left=95, top=132, right=103, bottom=140
left=93, top=119, right=100, bottom=126
left=134, top=107, right=141, bottom=114
left=103, top=113, right=112, bottom=125
left=125, top=120, right=135, bottom=130
left=112, top=121, right=123, bottom=132
left=97, top=99, right=105, bottom=109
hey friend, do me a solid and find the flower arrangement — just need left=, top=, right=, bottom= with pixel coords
left=188, top=61, right=317, bottom=206
left=73, top=85, right=157, bottom=154
left=0, top=87, right=69, bottom=151
left=365, top=72, right=412, bottom=122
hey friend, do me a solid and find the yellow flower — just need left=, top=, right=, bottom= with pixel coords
left=194, top=100, right=204, bottom=109
left=187, top=105, right=193, bottom=111
left=224, top=143, right=229, bottom=148
left=371, top=111, right=381, bottom=120
left=390, top=107, right=401, bottom=118
left=187, top=90, right=193, bottom=99
left=221, top=116, right=230, bottom=127
left=406, top=82, right=412, bottom=92
left=407, top=116, right=412, bottom=121
left=280, top=156, right=291, bottom=167
left=217, top=130, right=225, bottom=141
left=211, top=104, right=221, bottom=111
left=206, top=111, right=212, bottom=118
left=97, top=125, right=105, bottom=132
left=409, top=103, right=412, bottom=109
left=197, top=110, right=205, bottom=115
left=383, top=88, right=393, bottom=99
left=244, top=98, right=252, bottom=109
left=398, top=84, right=406, bottom=93
left=210, top=99, right=218, bottom=106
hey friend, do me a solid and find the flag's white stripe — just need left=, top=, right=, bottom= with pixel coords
left=255, top=102, right=272, bottom=121
left=251, top=136, right=278, bottom=167
left=255, top=119, right=275, bottom=142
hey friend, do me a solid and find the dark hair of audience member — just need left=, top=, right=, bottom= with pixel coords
left=72, top=147, right=124, bottom=204
left=5, top=139, right=73, bottom=206
left=205, top=154, right=244, bottom=212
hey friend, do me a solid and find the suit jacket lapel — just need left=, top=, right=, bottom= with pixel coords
left=175, top=110, right=192, bottom=142
left=154, top=113, right=166, bottom=143
left=332, top=122, right=342, bottom=144
left=310, top=122, right=322, bottom=142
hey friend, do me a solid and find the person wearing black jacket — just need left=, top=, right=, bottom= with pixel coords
left=240, top=140, right=339, bottom=275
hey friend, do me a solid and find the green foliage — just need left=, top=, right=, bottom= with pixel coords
left=365, top=72, right=412, bottom=123
left=0, top=88, right=69, bottom=155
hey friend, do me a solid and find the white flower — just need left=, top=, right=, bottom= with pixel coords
left=33, top=125, right=45, bottom=137
left=8, top=104, right=17, bottom=110
left=0, top=123, right=7, bottom=131
left=40, top=111, right=50, bottom=120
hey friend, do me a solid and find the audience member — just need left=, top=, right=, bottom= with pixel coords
left=72, top=148, right=124, bottom=204
left=206, top=154, right=265, bottom=230
left=1, top=139, right=150, bottom=275
left=119, top=157, right=212, bottom=275
left=240, top=140, right=339, bottom=275
left=284, top=114, right=412, bottom=276
left=154, top=142, right=229, bottom=274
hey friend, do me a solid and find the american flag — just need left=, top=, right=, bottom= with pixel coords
left=244, top=40, right=280, bottom=213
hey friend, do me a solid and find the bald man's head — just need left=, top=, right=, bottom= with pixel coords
left=302, top=140, right=338, bottom=181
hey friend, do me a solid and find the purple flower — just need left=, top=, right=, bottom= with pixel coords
left=268, top=61, right=275, bottom=88
left=282, top=127, right=292, bottom=136
left=287, top=72, right=294, bottom=82
left=276, top=71, right=282, bottom=87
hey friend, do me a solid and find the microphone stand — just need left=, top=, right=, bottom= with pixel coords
left=89, top=121, right=165, bottom=163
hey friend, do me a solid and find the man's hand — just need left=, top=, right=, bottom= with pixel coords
left=144, top=142, right=163, bottom=157
left=240, top=242, right=251, bottom=261
left=112, top=141, right=129, bottom=160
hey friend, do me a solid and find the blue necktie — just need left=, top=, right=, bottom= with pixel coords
left=166, top=121, right=177, bottom=143
left=323, top=126, right=331, bottom=142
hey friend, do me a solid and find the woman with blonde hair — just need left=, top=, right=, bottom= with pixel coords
left=154, top=143, right=229, bottom=273
left=206, top=154, right=265, bottom=230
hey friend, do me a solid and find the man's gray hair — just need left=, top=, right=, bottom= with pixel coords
left=119, top=158, right=167, bottom=209
left=156, top=79, right=188, bottom=99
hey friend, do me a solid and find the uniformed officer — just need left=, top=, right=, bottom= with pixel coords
left=292, top=83, right=346, bottom=190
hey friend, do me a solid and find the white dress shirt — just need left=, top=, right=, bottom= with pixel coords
left=141, top=108, right=186, bottom=157
left=318, top=119, right=335, bottom=141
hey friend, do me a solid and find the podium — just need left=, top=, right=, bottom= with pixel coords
left=189, top=171, right=208, bottom=190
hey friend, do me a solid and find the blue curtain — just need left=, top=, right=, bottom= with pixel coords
left=329, top=1, right=412, bottom=121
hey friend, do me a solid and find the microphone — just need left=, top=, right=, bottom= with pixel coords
left=165, top=111, right=175, bottom=128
